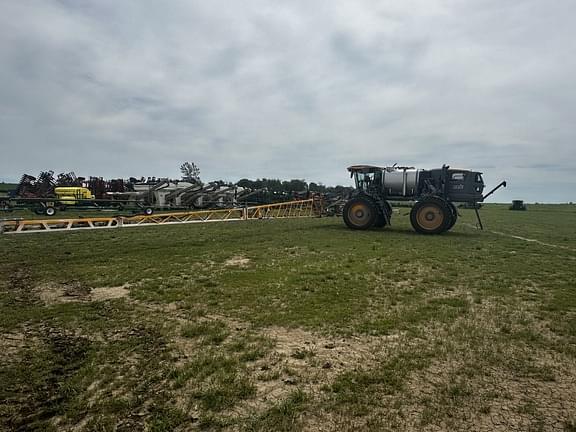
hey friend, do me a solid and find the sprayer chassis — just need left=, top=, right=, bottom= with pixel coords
left=343, top=165, right=506, bottom=234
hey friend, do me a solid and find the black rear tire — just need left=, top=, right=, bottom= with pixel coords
left=446, top=202, right=458, bottom=231
left=343, top=196, right=378, bottom=230
left=410, top=197, right=451, bottom=234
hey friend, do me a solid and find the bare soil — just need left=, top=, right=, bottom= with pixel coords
left=38, top=282, right=130, bottom=304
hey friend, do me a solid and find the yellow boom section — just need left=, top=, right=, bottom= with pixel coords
left=1, top=198, right=322, bottom=234
left=54, top=187, right=95, bottom=204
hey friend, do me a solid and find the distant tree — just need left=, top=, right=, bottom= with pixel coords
left=329, top=185, right=354, bottom=197
left=235, top=177, right=352, bottom=199
left=180, top=162, right=201, bottom=183
left=309, top=182, right=327, bottom=193
left=264, top=178, right=283, bottom=192
left=237, top=178, right=255, bottom=189
left=282, top=179, right=308, bottom=192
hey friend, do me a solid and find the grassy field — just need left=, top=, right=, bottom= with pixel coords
left=1, top=204, right=575, bottom=431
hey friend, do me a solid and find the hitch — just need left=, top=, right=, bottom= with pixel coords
left=473, top=180, right=507, bottom=230
left=474, top=206, right=484, bottom=230
left=483, top=180, right=507, bottom=201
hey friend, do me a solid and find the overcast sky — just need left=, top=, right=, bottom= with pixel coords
left=0, top=0, right=575, bottom=202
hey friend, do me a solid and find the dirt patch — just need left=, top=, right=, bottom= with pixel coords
left=241, top=324, right=402, bottom=413
left=392, top=299, right=576, bottom=431
left=0, top=329, right=38, bottom=365
left=264, top=325, right=394, bottom=369
left=224, top=256, right=251, bottom=267
left=251, top=326, right=397, bottom=404
left=296, top=298, right=576, bottom=431
left=168, top=314, right=404, bottom=418
left=37, top=281, right=89, bottom=305
left=38, top=282, right=130, bottom=305
left=400, top=357, right=576, bottom=432
left=90, top=285, right=130, bottom=301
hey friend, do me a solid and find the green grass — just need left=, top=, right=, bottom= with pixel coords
left=181, top=320, right=230, bottom=345
left=0, top=204, right=575, bottom=430
left=246, top=389, right=308, bottom=431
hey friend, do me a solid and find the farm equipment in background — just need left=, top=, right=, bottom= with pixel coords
left=1, top=172, right=155, bottom=216
left=510, top=200, right=527, bottom=211
left=2, top=170, right=347, bottom=217
left=343, top=164, right=506, bottom=234
left=15, top=172, right=56, bottom=198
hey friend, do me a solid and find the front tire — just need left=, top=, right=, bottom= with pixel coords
left=45, top=207, right=56, bottom=217
left=410, top=198, right=450, bottom=234
left=343, top=197, right=378, bottom=230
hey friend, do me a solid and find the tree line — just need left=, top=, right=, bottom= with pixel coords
left=235, top=178, right=352, bottom=195
left=180, top=162, right=350, bottom=195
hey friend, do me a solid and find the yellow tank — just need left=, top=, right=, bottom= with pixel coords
left=54, top=187, right=95, bottom=205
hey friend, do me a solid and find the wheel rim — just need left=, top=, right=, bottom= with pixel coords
left=416, top=204, right=444, bottom=231
left=46, top=208, right=55, bottom=216
left=348, top=203, right=372, bottom=227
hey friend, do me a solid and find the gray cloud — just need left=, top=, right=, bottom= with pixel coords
left=0, top=0, right=575, bottom=202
